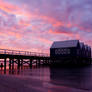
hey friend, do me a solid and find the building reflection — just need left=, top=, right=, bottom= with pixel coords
left=50, top=66, right=92, bottom=90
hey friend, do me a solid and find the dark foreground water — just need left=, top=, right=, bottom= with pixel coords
left=0, top=65, right=92, bottom=92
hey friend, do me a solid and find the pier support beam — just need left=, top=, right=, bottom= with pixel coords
left=43, top=59, right=46, bottom=65
left=9, top=59, right=12, bottom=70
left=29, top=59, right=32, bottom=68
left=4, top=58, right=7, bottom=73
left=36, top=60, right=37, bottom=67
left=12, top=59, right=14, bottom=70
left=38, top=59, right=40, bottom=67
left=18, top=59, right=20, bottom=69
left=20, top=59, right=23, bottom=70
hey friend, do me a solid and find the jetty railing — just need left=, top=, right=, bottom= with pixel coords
left=0, top=49, right=49, bottom=57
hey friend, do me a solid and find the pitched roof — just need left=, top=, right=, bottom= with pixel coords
left=85, top=45, right=88, bottom=50
left=80, top=42, right=84, bottom=48
left=51, top=40, right=79, bottom=48
left=88, top=46, right=91, bottom=51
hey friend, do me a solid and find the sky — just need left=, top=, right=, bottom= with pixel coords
left=0, top=0, right=92, bottom=53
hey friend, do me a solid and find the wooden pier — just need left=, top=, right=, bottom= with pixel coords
left=0, top=49, right=50, bottom=72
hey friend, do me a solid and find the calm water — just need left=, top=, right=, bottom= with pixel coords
left=0, top=65, right=92, bottom=92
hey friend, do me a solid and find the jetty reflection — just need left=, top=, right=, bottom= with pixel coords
left=1, top=65, right=92, bottom=92
left=0, top=65, right=28, bottom=75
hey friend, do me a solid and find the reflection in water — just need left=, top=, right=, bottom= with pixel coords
left=0, top=64, right=23, bottom=75
left=50, top=66, right=92, bottom=91
left=1, top=65, right=92, bottom=92
left=0, top=65, right=50, bottom=81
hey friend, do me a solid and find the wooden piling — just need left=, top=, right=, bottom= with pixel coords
left=36, top=60, right=37, bottom=67
left=12, top=59, right=14, bottom=70
left=20, top=59, right=23, bottom=70
left=29, top=59, right=32, bottom=68
left=4, top=58, right=7, bottom=73
left=9, top=59, right=12, bottom=70
left=38, top=59, right=40, bottom=67
left=18, top=59, right=20, bottom=69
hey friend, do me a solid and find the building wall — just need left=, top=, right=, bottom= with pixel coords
left=50, top=41, right=91, bottom=63
left=50, top=47, right=78, bottom=59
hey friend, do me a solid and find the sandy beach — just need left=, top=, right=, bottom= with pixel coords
left=0, top=74, right=48, bottom=92
left=0, top=67, right=91, bottom=92
left=0, top=75, right=89, bottom=92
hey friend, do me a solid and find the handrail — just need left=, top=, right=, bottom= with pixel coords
left=0, top=49, right=50, bottom=57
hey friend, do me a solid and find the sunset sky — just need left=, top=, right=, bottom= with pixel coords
left=0, top=0, right=92, bottom=53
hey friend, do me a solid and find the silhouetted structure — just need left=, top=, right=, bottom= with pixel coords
left=50, top=40, right=91, bottom=66
left=0, top=49, right=50, bottom=72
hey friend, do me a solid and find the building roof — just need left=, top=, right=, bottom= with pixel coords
left=80, top=42, right=84, bottom=48
left=85, top=45, right=88, bottom=50
left=51, top=40, right=79, bottom=49
left=88, top=46, right=91, bottom=51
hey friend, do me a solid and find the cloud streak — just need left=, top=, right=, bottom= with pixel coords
left=0, top=0, right=92, bottom=53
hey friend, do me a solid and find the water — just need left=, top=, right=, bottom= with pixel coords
left=0, top=65, right=92, bottom=92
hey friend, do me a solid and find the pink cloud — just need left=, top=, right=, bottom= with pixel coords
left=0, top=0, right=92, bottom=53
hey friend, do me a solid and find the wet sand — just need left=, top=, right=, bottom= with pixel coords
left=0, top=66, right=92, bottom=92
left=0, top=74, right=48, bottom=92
left=0, top=74, right=90, bottom=92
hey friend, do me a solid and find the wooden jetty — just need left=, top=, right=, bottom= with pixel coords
left=0, top=49, right=50, bottom=71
